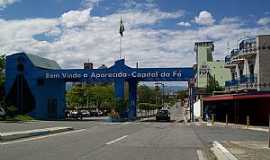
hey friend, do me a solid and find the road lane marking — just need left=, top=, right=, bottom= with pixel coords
left=0, top=129, right=86, bottom=145
left=212, top=141, right=238, bottom=160
left=105, top=135, right=128, bottom=145
left=197, top=150, right=206, bottom=160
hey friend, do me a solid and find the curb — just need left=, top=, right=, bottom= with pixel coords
left=0, top=127, right=73, bottom=142
left=191, top=121, right=269, bottom=132
left=211, top=141, right=238, bottom=160
left=209, top=122, right=269, bottom=132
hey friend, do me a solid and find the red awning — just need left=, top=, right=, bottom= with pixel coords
left=203, top=93, right=270, bottom=102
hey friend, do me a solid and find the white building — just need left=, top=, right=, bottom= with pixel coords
left=225, top=35, right=270, bottom=91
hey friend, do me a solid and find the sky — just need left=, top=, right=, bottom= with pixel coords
left=0, top=0, right=270, bottom=70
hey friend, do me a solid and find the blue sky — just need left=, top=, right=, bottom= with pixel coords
left=2, top=0, right=270, bottom=20
left=0, top=0, right=269, bottom=71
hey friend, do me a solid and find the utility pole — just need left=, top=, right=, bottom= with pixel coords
left=155, top=82, right=165, bottom=108
left=188, top=79, right=195, bottom=122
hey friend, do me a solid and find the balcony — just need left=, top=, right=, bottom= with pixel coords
left=225, top=75, right=257, bottom=91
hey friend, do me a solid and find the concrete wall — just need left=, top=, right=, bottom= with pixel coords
left=196, top=45, right=212, bottom=88
left=196, top=43, right=230, bottom=88
left=257, top=35, right=270, bottom=91
left=208, top=61, right=231, bottom=87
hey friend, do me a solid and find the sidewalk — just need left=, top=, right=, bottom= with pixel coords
left=192, top=121, right=270, bottom=159
left=222, top=140, right=270, bottom=160
left=199, top=121, right=269, bottom=132
left=0, top=126, right=73, bottom=142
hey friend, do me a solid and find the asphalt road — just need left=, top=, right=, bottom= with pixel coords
left=0, top=103, right=268, bottom=160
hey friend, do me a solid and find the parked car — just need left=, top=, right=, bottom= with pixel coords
left=156, top=109, right=170, bottom=122
left=90, top=110, right=99, bottom=117
left=81, top=110, right=90, bottom=117
left=98, top=110, right=103, bottom=116
left=68, top=110, right=83, bottom=120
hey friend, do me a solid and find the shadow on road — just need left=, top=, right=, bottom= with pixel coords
left=139, top=119, right=176, bottom=123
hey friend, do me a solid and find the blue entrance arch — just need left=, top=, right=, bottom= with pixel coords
left=5, top=52, right=194, bottom=120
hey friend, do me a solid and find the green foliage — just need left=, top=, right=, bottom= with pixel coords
left=13, top=114, right=33, bottom=121
left=176, top=90, right=188, bottom=100
left=138, top=103, right=159, bottom=110
left=66, top=83, right=177, bottom=112
left=6, top=105, right=17, bottom=117
left=137, top=85, right=161, bottom=104
left=137, top=84, right=177, bottom=106
left=66, top=84, right=115, bottom=110
left=0, top=114, right=34, bottom=121
left=207, top=74, right=224, bottom=93
left=114, top=98, right=128, bottom=113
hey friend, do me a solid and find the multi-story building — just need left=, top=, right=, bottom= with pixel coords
left=194, top=41, right=230, bottom=90
left=189, top=41, right=230, bottom=121
left=224, top=35, right=270, bottom=91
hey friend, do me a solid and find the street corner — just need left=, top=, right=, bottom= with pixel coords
left=211, top=140, right=270, bottom=160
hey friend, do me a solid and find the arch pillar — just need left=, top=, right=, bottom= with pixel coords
left=128, top=80, right=137, bottom=120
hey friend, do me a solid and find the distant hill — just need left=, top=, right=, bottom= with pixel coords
left=148, top=85, right=187, bottom=94
left=164, top=86, right=187, bottom=93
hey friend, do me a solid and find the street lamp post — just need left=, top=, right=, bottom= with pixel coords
left=188, top=79, right=195, bottom=122
left=155, top=82, right=165, bottom=108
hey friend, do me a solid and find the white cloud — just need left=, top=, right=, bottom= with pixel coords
left=220, top=17, right=241, bottom=24
left=0, top=18, right=59, bottom=55
left=0, top=7, right=270, bottom=71
left=195, top=10, right=215, bottom=25
left=61, top=8, right=91, bottom=28
left=257, top=17, right=270, bottom=26
left=177, top=21, right=191, bottom=27
left=0, top=0, right=19, bottom=9
left=81, top=0, right=101, bottom=8
left=114, top=9, right=184, bottom=27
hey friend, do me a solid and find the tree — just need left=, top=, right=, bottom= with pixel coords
left=66, top=84, right=115, bottom=110
left=207, top=74, right=224, bottom=93
left=176, top=90, right=188, bottom=105
left=137, top=85, right=160, bottom=104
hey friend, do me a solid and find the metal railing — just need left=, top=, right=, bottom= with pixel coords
left=225, top=75, right=258, bottom=91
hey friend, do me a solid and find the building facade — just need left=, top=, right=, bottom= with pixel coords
left=195, top=42, right=230, bottom=89
left=225, top=35, right=270, bottom=91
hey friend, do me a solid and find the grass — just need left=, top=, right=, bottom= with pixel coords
left=0, top=114, right=34, bottom=122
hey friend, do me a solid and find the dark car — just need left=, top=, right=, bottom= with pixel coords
left=90, top=110, right=99, bottom=117
left=156, top=109, right=170, bottom=122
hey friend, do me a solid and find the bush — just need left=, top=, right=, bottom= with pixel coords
left=13, top=115, right=33, bottom=121
left=114, top=99, right=128, bottom=113
left=138, top=103, right=158, bottom=110
left=0, top=114, right=34, bottom=121
left=6, top=105, right=17, bottom=117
